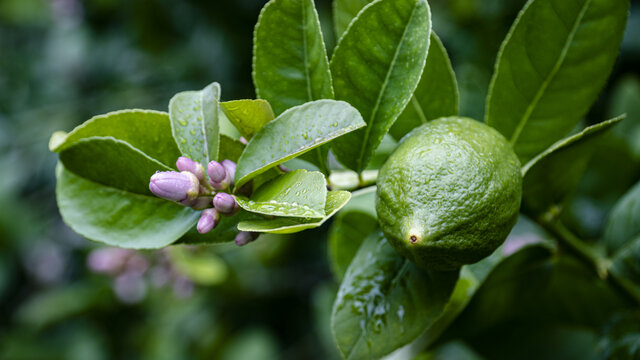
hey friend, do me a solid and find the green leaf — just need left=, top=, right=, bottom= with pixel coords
left=389, top=33, right=459, bottom=141
left=218, top=134, right=246, bottom=163
left=333, top=0, right=371, bottom=38
left=234, top=99, right=365, bottom=187
left=608, top=76, right=640, bottom=160
left=327, top=211, right=377, bottom=282
left=331, top=231, right=459, bottom=359
left=169, top=82, right=221, bottom=166
left=521, top=116, right=623, bottom=216
left=56, top=164, right=198, bottom=249
left=49, top=109, right=180, bottom=167
left=253, top=0, right=334, bottom=115
left=253, top=0, right=335, bottom=172
left=220, top=99, right=274, bottom=140
left=485, top=0, right=629, bottom=163
left=605, top=181, right=640, bottom=253
left=330, top=0, right=432, bottom=172
left=236, top=169, right=327, bottom=218
left=598, top=311, right=640, bottom=359
left=59, top=137, right=171, bottom=195
left=237, top=190, right=350, bottom=234
left=167, top=247, right=228, bottom=285
left=327, top=186, right=378, bottom=281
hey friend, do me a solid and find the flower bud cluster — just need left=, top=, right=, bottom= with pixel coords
left=148, top=156, right=258, bottom=246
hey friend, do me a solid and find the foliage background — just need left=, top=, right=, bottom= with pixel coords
left=0, top=0, right=639, bottom=358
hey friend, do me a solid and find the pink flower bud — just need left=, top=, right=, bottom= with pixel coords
left=197, top=208, right=220, bottom=234
left=234, top=231, right=259, bottom=246
left=176, top=156, right=206, bottom=183
left=208, top=161, right=231, bottom=190
left=213, top=193, right=237, bottom=215
left=149, top=171, right=200, bottom=202
left=221, top=160, right=236, bottom=186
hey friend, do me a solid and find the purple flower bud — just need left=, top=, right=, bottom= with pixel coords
left=197, top=208, right=220, bottom=234
left=221, top=160, right=236, bottom=186
left=176, top=156, right=206, bottom=183
left=213, top=193, right=237, bottom=215
left=149, top=171, right=200, bottom=202
left=182, top=196, right=213, bottom=210
left=208, top=160, right=231, bottom=190
left=234, top=231, right=259, bottom=246
left=239, top=136, right=248, bottom=145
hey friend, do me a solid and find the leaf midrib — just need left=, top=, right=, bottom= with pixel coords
left=508, top=0, right=592, bottom=145
left=357, top=1, right=423, bottom=171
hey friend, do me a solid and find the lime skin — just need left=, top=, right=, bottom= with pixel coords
left=376, top=117, right=522, bottom=271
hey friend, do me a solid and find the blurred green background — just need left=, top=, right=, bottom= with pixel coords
left=0, top=0, right=639, bottom=359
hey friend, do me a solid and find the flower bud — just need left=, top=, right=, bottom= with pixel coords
left=221, top=160, right=236, bottom=186
left=176, top=156, right=206, bottom=183
left=208, top=161, right=231, bottom=190
left=234, top=231, right=259, bottom=246
left=182, top=196, right=213, bottom=210
left=149, top=171, right=200, bottom=202
left=213, top=192, right=237, bottom=215
left=197, top=208, right=220, bottom=234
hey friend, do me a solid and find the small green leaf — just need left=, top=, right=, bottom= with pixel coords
left=253, top=0, right=335, bottom=172
left=169, top=82, right=221, bottom=166
left=167, top=247, right=228, bottom=285
left=220, top=99, right=274, bottom=139
left=331, top=231, right=459, bottom=359
left=330, top=0, right=432, bottom=172
left=59, top=137, right=172, bottom=195
left=56, top=164, right=198, bottom=249
left=332, top=0, right=371, bottom=38
left=234, top=100, right=365, bottom=187
left=237, top=191, right=350, bottom=234
left=522, top=116, right=623, bottom=216
left=236, top=169, right=327, bottom=218
left=485, top=0, right=629, bottom=163
left=390, top=33, right=459, bottom=141
left=218, top=134, right=246, bottom=163
left=50, top=109, right=180, bottom=167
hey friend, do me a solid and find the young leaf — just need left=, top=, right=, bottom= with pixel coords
left=236, top=169, right=327, bottom=218
left=169, top=82, right=221, bottom=166
left=330, top=0, right=432, bottom=172
left=521, top=116, right=623, bottom=216
left=253, top=0, right=334, bottom=172
left=333, top=0, right=371, bottom=38
left=49, top=109, right=180, bottom=167
left=486, top=0, right=630, bottom=163
left=234, top=100, right=365, bottom=188
left=389, top=33, right=459, bottom=141
left=331, top=231, right=459, bottom=359
left=220, top=100, right=274, bottom=140
left=56, top=164, right=199, bottom=249
left=237, top=191, right=350, bottom=234
left=59, top=137, right=172, bottom=195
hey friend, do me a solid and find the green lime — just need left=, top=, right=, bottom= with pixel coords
left=376, top=117, right=522, bottom=271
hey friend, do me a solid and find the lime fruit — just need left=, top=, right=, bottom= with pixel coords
left=376, top=117, right=522, bottom=271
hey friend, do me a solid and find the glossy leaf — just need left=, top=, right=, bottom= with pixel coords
left=390, top=33, right=459, bottom=141
left=236, top=169, right=327, bottom=218
left=169, top=82, right=221, bottom=166
left=522, top=116, right=622, bottom=216
left=331, top=231, right=459, bottom=359
left=218, top=134, right=246, bottom=163
left=234, top=100, right=365, bottom=187
left=253, top=0, right=334, bottom=172
left=59, top=137, right=172, bottom=195
left=327, top=212, right=377, bottom=282
left=330, top=0, right=431, bottom=172
left=220, top=99, right=274, bottom=139
left=486, top=0, right=629, bottom=163
left=237, top=191, right=350, bottom=234
left=56, top=164, right=199, bottom=249
left=253, top=0, right=334, bottom=115
left=49, top=109, right=180, bottom=167
left=333, top=0, right=371, bottom=38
